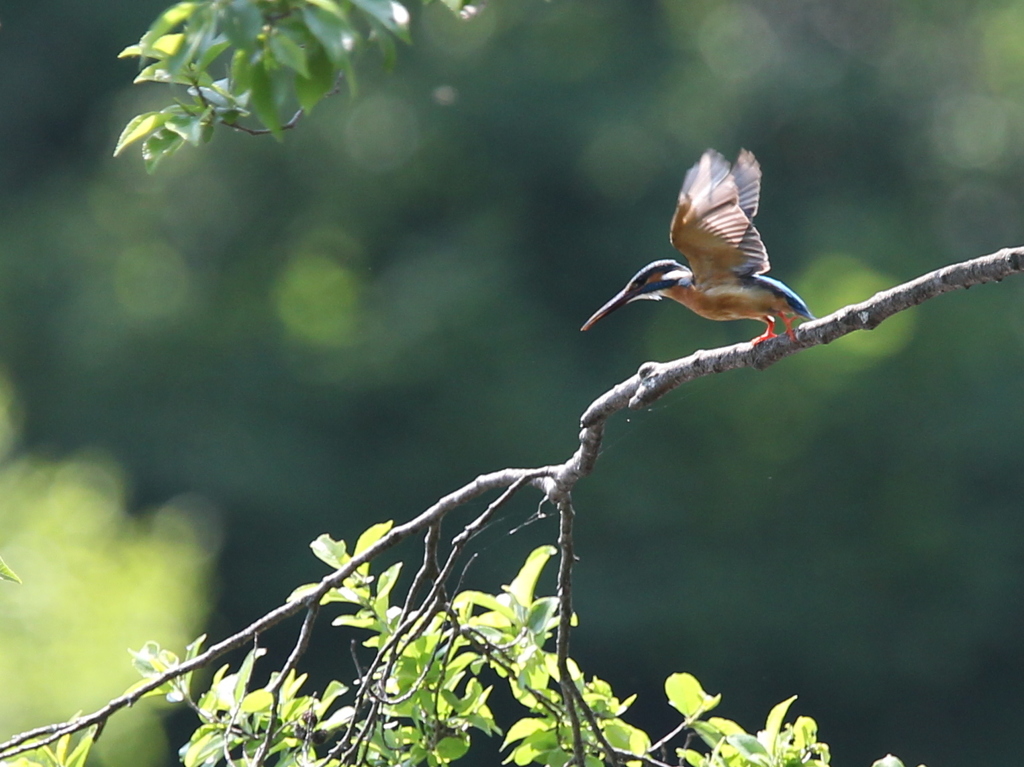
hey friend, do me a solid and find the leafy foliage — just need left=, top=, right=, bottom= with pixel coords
left=8, top=526, right=921, bottom=767
left=115, top=0, right=470, bottom=171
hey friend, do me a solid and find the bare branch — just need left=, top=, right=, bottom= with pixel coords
left=582, top=246, right=1024, bottom=424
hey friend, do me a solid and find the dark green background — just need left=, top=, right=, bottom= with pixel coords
left=2, top=0, right=1024, bottom=764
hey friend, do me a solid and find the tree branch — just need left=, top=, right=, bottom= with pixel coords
left=1, top=246, right=1020, bottom=761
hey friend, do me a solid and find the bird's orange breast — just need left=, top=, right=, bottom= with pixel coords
left=664, top=283, right=794, bottom=321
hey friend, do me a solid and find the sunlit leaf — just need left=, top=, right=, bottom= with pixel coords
left=436, top=736, right=469, bottom=760
left=374, top=561, right=402, bottom=611
left=0, top=554, right=21, bottom=583
left=142, top=129, right=185, bottom=173
left=240, top=688, right=274, bottom=712
left=793, top=715, right=818, bottom=750
left=232, top=646, right=267, bottom=706
left=165, top=114, right=206, bottom=145
left=183, top=727, right=224, bottom=767
left=140, top=2, right=199, bottom=52
left=525, top=596, right=558, bottom=635
left=665, top=672, right=709, bottom=717
left=66, top=729, right=96, bottom=767
left=310, top=533, right=349, bottom=568
left=507, top=545, right=555, bottom=607
left=762, top=695, right=797, bottom=751
left=726, top=732, right=770, bottom=764
left=148, top=33, right=186, bottom=57
left=354, top=520, right=394, bottom=562
left=502, top=717, right=549, bottom=749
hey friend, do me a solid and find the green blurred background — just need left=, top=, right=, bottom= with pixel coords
left=2, top=0, right=1024, bottom=765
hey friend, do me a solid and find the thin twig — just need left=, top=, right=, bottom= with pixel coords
left=648, top=719, right=689, bottom=755
left=226, top=109, right=304, bottom=135
left=553, top=497, right=586, bottom=767
left=567, top=683, right=621, bottom=767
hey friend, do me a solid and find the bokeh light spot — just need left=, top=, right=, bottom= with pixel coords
left=981, top=4, right=1024, bottom=93
left=422, top=1, right=497, bottom=58
left=798, top=253, right=915, bottom=381
left=115, top=242, right=192, bottom=322
left=698, top=4, right=780, bottom=82
left=932, top=93, right=1009, bottom=169
left=274, top=254, right=360, bottom=348
left=344, top=95, right=420, bottom=172
left=580, top=123, right=662, bottom=202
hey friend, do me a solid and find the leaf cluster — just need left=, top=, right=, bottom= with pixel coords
left=115, top=0, right=468, bottom=171
left=9, top=520, right=921, bottom=767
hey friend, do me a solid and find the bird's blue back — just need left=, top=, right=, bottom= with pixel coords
left=749, top=275, right=814, bottom=319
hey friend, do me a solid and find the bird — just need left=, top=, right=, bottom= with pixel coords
left=580, top=148, right=813, bottom=344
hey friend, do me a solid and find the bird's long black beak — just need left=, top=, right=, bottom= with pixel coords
left=580, top=286, right=640, bottom=331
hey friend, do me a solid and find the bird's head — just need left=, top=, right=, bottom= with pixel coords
left=581, top=259, right=692, bottom=331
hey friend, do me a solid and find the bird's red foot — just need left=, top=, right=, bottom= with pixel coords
left=751, top=325, right=777, bottom=345
left=781, top=315, right=798, bottom=341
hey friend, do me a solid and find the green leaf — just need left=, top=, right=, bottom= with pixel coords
left=164, top=6, right=217, bottom=75
left=374, top=561, right=402, bottom=612
left=726, top=733, right=770, bottom=763
left=240, top=688, right=274, bottom=712
left=301, top=6, right=355, bottom=64
left=436, top=736, right=469, bottom=760
left=351, top=0, right=407, bottom=34
left=221, top=0, right=263, bottom=51
left=508, top=545, right=556, bottom=607
left=232, top=646, right=266, bottom=706
left=688, top=716, right=720, bottom=749
left=525, top=596, right=558, bottom=635
left=707, top=716, right=745, bottom=736
left=165, top=114, right=206, bottom=145
left=66, top=729, right=96, bottom=767
left=310, top=533, right=349, bottom=568
left=183, top=727, right=225, bottom=767
left=0, top=554, right=21, bottom=583
left=140, top=2, right=199, bottom=53
left=763, top=695, right=797, bottom=751
left=295, top=43, right=336, bottom=114
left=792, top=715, right=818, bottom=750
left=354, top=520, right=394, bottom=559
left=665, top=672, right=708, bottom=718
left=603, top=720, right=650, bottom=755
left=146, top=33, right=186, bottom=58
left=306, top=0, right=344, bottom=14
left=142, top=129, right=185, bottom=173
left=369, top=16, right=399, bottom=69
left=197, top=39, right=232, bottom=71
left=502, top=717, right=549, bottom=749
left=332, top=612, right=378, bottom=628
left=269, top=30, right=310, bottom=78
left=680, top=749, right=705, bottom=767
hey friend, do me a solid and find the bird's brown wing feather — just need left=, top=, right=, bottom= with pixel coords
left=669, top=149, right=770, bottom=283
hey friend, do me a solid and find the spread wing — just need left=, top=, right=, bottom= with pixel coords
left=669, top=149, right=769, bottom=284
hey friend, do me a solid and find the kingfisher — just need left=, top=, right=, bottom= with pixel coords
left=580, top=149, right=813, bottom=344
